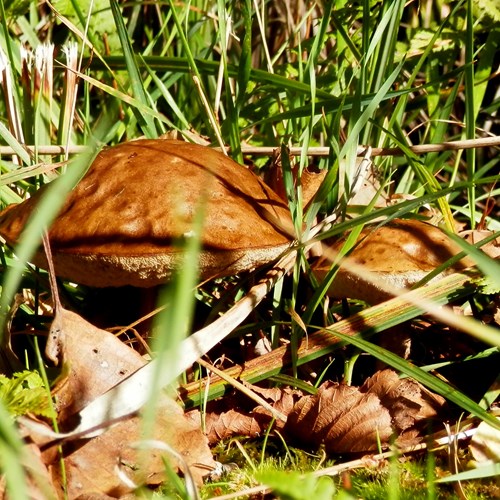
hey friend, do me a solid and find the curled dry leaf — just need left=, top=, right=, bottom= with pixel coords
left=285, top=369, right=446, bottom=453
left=198, top=408, right=265, bottom=443
left=195, top=370, right=445, bottom=454
left=197, top=386, right=300, bottom=444
left=286, top=383, right=393, bottom=453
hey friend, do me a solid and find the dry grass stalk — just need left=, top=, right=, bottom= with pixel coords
left=1, top=136, right=498, bottom=158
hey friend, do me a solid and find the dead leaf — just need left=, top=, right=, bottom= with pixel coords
left=196, top=371, right=444, bottom=454
left=285, top=381, right=393, bottom=453
left=0, top=421, right=58, bottom=499
left=11, top=302, right=215, bottom=497
left=201, top=408, right=264, bottom=443
left=48, top=309, right=215, bottom=493
left=249, top=385, right=298, bottom=427
left=285, top=369, right=446, bottom=453
left=361, top=369, right=447, bottom=426
left=49, top=398, right=215, bottom=498
left=49, top=309, right=146, bottom=425
left=469, top=417, right=500, bottom=464
left=197, top=386, right=300, bottom=444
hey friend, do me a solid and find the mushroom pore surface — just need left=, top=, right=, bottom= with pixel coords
left=0, top=140, right=294, bottom=287
left=313, top=219, right=475, bottom=304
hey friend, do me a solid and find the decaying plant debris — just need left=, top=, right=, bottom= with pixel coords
left=1, top=0, right=499, bottom=498
left=195, top=369, right=447, bottom=453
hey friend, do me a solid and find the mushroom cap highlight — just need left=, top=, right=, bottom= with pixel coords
left=0, top=140, right=293, bottom=287
left=313, top=219, right=475, bottom=304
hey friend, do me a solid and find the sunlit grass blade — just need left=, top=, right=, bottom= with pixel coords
left=464, top=0, right=476, bottom=227
left=0, top=161, right=64, bottom=187
left=57, top=42, right=79, bottom=157
left=109, top=0, right=157, bottom=138
left=379, top=126, right=457, bottom=231
left=33, top=43, right=54, bottom=162
left=92, top=55, right=336, bottom=99
left=235, top=0, right=252, bottom=112
left=72, top=70, right=174, bottom=127
left=138, top=56, right=183, bottom=130
left=436, top=462, right=500, bottom=482
left=215, top=0, right=240, bottom=157
left=165, top=0, right=221, bottom=143
left=0, top=402, right=28, bottom=500
left=0, top=123, right=31, bottom=164
left=445, top=232, right=500, bottom=288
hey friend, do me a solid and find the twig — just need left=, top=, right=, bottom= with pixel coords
left=197, top=358, right=288, bottom=422
left=235, top=135, right=500, bottom=156
left=0, top=145, right=89, bottom=155
left=1, top=135, right=498, bottom=157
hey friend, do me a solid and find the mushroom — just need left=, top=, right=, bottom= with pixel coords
left=312, top=219, right=476, bottom=304
left=0, top=139, right=294, bottom=287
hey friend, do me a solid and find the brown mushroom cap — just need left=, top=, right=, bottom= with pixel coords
left=0, top=140, right=293, bottom=287
left=312, top=219, right=475, bottom=304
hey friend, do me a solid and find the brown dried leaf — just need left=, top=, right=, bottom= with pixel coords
left=49, top=309, right=146, bottom=425
left=33, top=308, right=214, bottom=497
left=322, top=394, right=393, bottom=453
left=202, top=408, right=264, bottom=443
left=49, top=398, right=215, bottom=498
left=285, top=382, right=390, bottom=453
left=0, top=422, right=58, bottom=500
left=197, top=386, right=301, bottom=444
left=361, top=369, right=446, bottom=431
left=246, top=385, right=298, bottom=425
left=283, top=390, right=317, bottom=433
left=310, top=383, right=363, bottom=439
left=285, top=370, right=446, bottom=453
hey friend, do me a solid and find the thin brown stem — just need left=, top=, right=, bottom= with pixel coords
left=1, top=135, right=498, bottom=158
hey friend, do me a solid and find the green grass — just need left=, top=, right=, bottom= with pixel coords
left=0, top=0, right=499, bottom=497
left=195, top=440, right=499, bottom=500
